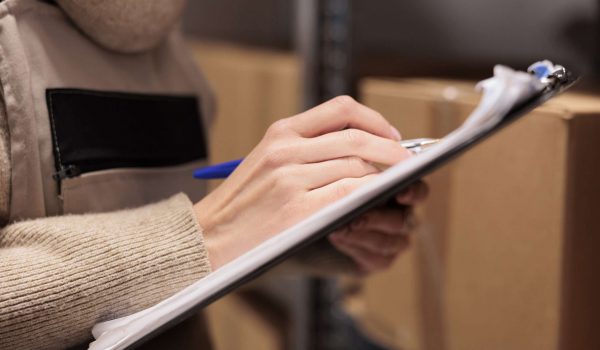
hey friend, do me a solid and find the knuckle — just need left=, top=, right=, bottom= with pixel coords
left=360, top=159, right=377, bottom=175
left=280, top=164, right=302, bottom=184
left=261, top=141, right=299, bottom=167
left=266, top=118, right=290, bottom=139
left=343, top=129, right=366, bottom=148
left=332, top=95, right=358, bottom=115
left=346, top=156, right=364, bottom=169
left=262, top=145, right=288, bottom=167
left=271, top=167, right=296, bottom=191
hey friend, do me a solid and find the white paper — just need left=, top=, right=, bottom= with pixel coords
left=88, top=65, right=545, bottom=350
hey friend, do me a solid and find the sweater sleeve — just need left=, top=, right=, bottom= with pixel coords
left=0, top=193, right=212, bottom=350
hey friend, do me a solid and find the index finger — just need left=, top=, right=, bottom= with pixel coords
left=288, top=96, right=401, bottom=141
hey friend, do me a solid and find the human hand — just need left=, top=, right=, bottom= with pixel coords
left=193, top=96, right=412, bottom=270
left=328, top=181, right=429, bottom=274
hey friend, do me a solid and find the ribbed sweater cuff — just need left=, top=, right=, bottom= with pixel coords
left=0, top=193, right=211, bottom=350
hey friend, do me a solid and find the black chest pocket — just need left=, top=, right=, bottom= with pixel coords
left=46, top=88, right=208, bottom=181
left=45, top=88, right=209, bottom=214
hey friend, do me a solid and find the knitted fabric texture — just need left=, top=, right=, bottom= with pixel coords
left=0, top=192, right=211, bottom=349
left=56, top=0, right=187, bottom=53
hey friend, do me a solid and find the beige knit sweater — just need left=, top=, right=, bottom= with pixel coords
left=0, top=112, right=212, bottom=348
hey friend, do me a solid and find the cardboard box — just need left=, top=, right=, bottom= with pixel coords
left=189, top=40, right=300, bottom=164
left=347, top=78, right=600, bottom=350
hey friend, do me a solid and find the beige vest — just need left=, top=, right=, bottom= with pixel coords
left=0, top=0, right=214, bottom=221
left=0, top=0, right=214, bottom=347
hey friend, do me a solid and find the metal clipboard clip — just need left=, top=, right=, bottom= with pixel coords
left=527, top=60, right=569, bottom=90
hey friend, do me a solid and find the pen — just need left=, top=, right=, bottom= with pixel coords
left=193, top=138, right=440, bottom=179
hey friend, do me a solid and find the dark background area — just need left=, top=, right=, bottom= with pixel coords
left=183, top=0, right=599, bottom=88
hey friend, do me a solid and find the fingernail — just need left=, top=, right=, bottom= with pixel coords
left=390, top=126, right=402, bottom=141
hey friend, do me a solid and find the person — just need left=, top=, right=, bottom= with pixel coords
left=0, top=0, right=428, bottom=349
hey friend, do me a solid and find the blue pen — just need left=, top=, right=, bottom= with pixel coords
left=193, top=158, right=243, bottom=179
left=193, top=138, right=439, bottom=180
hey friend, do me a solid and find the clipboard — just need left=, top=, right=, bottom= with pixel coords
left=89, top=61, right=577, bottom=350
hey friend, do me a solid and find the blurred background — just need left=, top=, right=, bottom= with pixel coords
left=182, top=1, right=600, bottom=349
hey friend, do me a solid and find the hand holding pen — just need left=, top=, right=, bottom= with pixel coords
left=193, top=96, right=429, bottom=272
left=194, top=141, right=438, bottom=179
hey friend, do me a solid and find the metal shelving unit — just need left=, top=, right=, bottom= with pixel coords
left=294, top=2, right=373, bottom=350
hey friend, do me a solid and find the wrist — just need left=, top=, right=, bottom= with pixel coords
left=192, top=201, right=232, bottom=271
